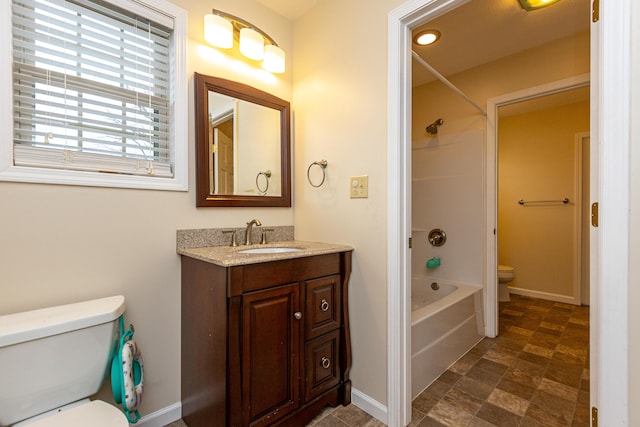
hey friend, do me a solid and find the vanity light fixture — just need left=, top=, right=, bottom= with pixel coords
left=518, top=0, right=562, bottom=11
left=204, top=9, right=285, bottom=73
left=413, top=29, right=441, bottom=46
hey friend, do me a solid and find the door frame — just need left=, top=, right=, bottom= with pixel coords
left=485, top=73, right=590, bottom=337
left=387, top=0, right=631, bottom=426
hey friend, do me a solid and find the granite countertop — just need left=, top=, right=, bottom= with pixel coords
left=177, top=240, right=353, bottom=267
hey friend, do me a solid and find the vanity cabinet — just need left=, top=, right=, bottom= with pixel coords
left=180, top=251, right=352, bottom=427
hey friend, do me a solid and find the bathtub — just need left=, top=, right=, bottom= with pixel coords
left=411, top=278, right=484, bottom=399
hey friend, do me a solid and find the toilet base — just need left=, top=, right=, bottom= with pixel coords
left=498, top=282, right=511, bottom=302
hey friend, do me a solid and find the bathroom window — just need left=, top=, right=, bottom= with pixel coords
left=1, top=0, right=187, bottom=190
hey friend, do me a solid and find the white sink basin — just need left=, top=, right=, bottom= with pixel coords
left=238, top=247, right=302, bottom=254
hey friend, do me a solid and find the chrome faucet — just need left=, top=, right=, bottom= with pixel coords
left=244, top=219, right=262, bottom=245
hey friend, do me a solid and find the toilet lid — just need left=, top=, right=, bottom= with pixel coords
left=498, top=265, right=514, bottom=272
left=22, top=401, right=128, bottom=427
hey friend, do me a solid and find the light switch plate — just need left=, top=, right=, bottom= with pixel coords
left=350, top=175, right=368, bottom=198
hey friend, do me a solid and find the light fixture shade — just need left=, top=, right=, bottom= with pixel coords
left=518, top=0, right=561, bottom=10
left=204, top=14, right=233, bottom=48
left=239, top=28, right=264, bottom=60
left=263, top=45, right=285, bottom=74
left=414, top=30, right=441, bottom=46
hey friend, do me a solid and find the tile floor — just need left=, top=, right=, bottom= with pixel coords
left=167, top=294, right=590, bottom=427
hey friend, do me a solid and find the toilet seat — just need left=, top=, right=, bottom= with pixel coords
left=18, top=401, right=128, bottom=427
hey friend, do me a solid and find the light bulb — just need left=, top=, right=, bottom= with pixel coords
left=263, top=45, right=285, bottom=74
left=239, top=28, right=264, bottom=60
left=204, top=14, right=233, bottom=48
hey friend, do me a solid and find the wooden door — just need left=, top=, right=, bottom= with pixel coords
left=242, top=283, right=300, bottom=426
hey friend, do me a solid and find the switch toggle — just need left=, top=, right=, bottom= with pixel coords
left=350, top=175, right=368, bottom=198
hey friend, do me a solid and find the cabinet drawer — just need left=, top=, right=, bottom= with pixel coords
left=304, top=330, right=341, bottom=402
left=305, top=274, right=341, bottom=339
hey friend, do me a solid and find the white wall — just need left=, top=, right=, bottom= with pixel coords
left=412, top=129, right=484, bottom=285
left=0, top=0, right=293, bottom=419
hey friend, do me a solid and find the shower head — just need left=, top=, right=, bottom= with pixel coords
left=426, top=118, right=444, bottom=135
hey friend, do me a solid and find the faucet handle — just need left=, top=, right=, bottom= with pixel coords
left=222, top=230, right=238, bottom=247
left=261, top=228, right=275, bottom=244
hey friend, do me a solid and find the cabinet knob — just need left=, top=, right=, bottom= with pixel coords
left=294, top=311, right=302, bottom=320
left=321, top=357, right=331, bottom=369
left=320, top=299, right=330, bottom=312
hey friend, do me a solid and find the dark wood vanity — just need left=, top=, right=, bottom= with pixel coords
left=180, top=248, right=352, bottom=426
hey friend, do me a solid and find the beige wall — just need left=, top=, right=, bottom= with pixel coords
left=0, top=0, right=294, bottom=418
left=498, top=101, right=590, bottom=299
left=292, top=0, right=404, bottom=405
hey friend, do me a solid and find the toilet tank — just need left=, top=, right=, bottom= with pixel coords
left=0, top=296, right=126, bottom=426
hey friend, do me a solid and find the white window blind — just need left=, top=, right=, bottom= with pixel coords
left=12, top=0, right=174, bottom=178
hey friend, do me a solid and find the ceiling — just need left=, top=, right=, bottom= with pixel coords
left=412, top=0, right=591, bottom=86
left=256, top=0, right=591, bottom=93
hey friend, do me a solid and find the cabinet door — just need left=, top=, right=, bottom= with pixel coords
left=242, top=283, right=300, bottom=426
left=305, top=274, right=342, bottom=340
left=304, top=330, right=341, bottom=402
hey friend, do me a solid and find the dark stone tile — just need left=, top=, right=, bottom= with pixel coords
left=577, top=389, right=590, bottom=405
left=572, top=402, right=591, bottom=426
left=545, top=359, right=583, bottom=388
left=412, top=391, right=441, bottom=414
left=525, top=390, right=575, bottom=427
left=313, top=414, right=350, bottom=427
left=528, top=331, right=561, bottom=350
left=465, top=365, right=503, bottom=388
left=455, top=376, right=494, bottom=400
left=474, top=337, right=497, bottom=352
left=468, top=417, right=498, bottom=427
left=520, top=415, right=551, bottom=426
left=512, top=318, right=542, bottom=331
left=427, top=401, right=475, bottom=426
left=502, top=366, right=542, bottom=389
left=494, top=335, right=527, bottom=352
left=415, top=415, right=448, bottom=427
left=496, top=377, right=536, bottom=401
left=475, top=358, right=510, bottom=375
left=475, top=402, right=522, bottom=427
left=537, top=326, right=563, bottom=337
left=517, top=351, right=551, bottom=368
left=420, top=379, right=452, bottom=400
left=333, top=404, right=372, bottom=425
left=442, top=387, right=483, bottom=415
left=438, top=369, right=462, bottom=386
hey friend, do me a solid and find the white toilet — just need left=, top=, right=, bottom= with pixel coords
left=498, top=265, right=515, bottom=302
left=0, top=295, right=129, bottom=426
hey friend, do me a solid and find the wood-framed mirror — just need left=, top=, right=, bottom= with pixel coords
left=194, top=73, right=291, bottom=207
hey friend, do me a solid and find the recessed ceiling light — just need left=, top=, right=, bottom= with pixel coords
left=518, top=0, right=562, bottom=11
left=413, top=30, right=441, bottom=46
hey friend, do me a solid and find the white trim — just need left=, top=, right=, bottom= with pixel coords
left=0, top=0, right=188, bottom=192
left=485, top=73, right=590, bottom=337
left=134, top=401, right=181, bottom=427
left=351, top=388, right=388, bottom=425
left=574, top=132, right=590, bottom=307
left=598, top=1, right=630, bottom=425
left=387, top=1, right=470, bottom=425
left=508, top=287, right=577, bottom=305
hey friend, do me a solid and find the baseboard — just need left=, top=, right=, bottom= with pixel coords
left=508, top=287, right=579, bottom=305
left=133, top=392, right=385, bottom=427
left=351, top=387, right=388, bottom=425
left=135, top=402, right=181, bottom=427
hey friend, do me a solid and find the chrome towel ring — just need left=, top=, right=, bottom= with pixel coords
left=256, top=170, right=271, bottom=195
left=307, top=159, right=328, bottom=188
